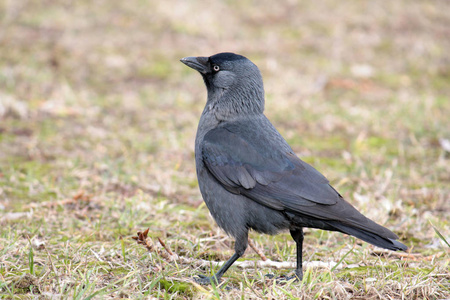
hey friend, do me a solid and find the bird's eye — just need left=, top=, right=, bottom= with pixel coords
left=213, top=65, right=220, bottom=72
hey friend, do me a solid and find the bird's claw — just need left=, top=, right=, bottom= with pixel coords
left=193, top=274, right=220, bottom=285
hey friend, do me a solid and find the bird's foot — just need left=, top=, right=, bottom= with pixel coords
left=276, top=274, right=302, bottom=282
left=193, top=274, right=221, bottom=285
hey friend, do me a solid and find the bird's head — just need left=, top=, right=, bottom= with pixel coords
left=181, top=52, right=265, bottom=119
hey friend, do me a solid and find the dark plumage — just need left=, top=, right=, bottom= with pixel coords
left=180, top=52, right=407, bottom=284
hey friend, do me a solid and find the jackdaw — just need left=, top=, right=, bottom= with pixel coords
left=180, top=52, right=407, bottom=284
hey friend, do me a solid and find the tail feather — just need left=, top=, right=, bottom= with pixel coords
left=328, top=221, right=407, bottom=251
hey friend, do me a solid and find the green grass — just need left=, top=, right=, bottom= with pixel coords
left=1, top=0, right=449, bottom=299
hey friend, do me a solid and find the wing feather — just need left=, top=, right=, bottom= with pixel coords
left=202, top=125, right=340, bottom=210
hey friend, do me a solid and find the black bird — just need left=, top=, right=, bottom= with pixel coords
left=180, top=52, right=407, bottom=284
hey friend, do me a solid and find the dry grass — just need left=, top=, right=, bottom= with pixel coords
left=0, top=0, right=449, bottom=299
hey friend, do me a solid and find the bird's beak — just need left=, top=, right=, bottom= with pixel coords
left=180, top=56, right=209, bottom=74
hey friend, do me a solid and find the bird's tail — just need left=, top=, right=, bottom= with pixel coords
left=326, top=221, right=407, bottom=251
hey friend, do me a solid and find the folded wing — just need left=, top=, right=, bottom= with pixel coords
left=201, top=123, right=402, bottom=243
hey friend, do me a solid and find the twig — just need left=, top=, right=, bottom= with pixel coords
left=133, top=228, right=177, bottom=260
left=248, top=238, right=267, bottom=261
left=181, top=257, right=342, bottom=270
left=132, top=228, right=155, bottom=252
left=158, top=237, right=176, bottom=257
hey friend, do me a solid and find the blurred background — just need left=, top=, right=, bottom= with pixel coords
left=0, top=0, right=449, bottom=298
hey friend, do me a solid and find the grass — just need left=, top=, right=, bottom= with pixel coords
left=1, top=0, right=449, bottom=299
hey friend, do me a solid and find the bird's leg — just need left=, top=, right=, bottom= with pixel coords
left=289, top=227, right=304, bottom=280
left=195, top=231, right=248, bottom=285
left=268, top=228, right=304, bottom=283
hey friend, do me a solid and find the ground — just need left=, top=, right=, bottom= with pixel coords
left=0, top=0, right=449, bottom=299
